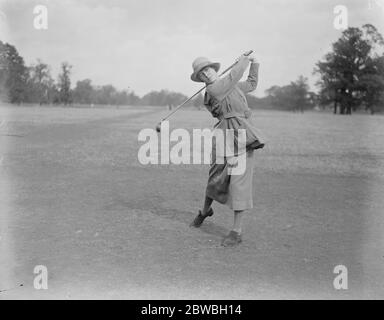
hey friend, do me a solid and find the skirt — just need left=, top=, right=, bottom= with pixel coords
left=206, top=149, right=255, bottom=211
left=226, top=150, right=255, bottom=210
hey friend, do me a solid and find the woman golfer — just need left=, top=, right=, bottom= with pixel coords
left=190, top=52, right=265, bottom=247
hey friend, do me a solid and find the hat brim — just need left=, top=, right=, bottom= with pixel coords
left=191, top=62, right=220, bottom=82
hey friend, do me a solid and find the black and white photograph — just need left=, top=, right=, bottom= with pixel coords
left=0, top=0, right=384, bottom=302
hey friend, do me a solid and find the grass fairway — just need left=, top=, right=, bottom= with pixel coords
left=1, top=105, right=384, bottom=299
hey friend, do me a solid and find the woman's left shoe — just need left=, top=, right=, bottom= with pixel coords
left=190, top=208, right=214, bottom=228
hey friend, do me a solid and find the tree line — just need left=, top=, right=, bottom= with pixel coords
left=1, top=23, right=383, bottom=114
left=255, top=75, right=317, bottom=112
left=247, top=24, right=384, bottom=114
left=0, top=40, right=198, bottom=107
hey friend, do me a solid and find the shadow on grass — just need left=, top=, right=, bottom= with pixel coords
left=109, top=198, right=229, bottom=238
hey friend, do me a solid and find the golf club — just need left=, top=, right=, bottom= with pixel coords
left=155, top=50, right=254, bottom=132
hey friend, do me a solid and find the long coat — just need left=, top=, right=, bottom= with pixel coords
left=204, top=56, right=265, bottom=204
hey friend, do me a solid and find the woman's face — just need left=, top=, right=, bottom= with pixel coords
left=199, top=66, right=218, bottom=83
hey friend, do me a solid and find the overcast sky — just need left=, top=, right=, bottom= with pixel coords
left=1, top=0, right=384, bottom=97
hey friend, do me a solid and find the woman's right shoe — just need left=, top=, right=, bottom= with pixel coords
left=221, top=230, right=242, bottom=247
left=190, top=208, right=214, bottom=228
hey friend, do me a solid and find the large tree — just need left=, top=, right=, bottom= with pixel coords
left=315, top=24, right=384, bottom=114
left=0, top=41, right=28, bottom=103
left=358, top=55, right=384, bottom=114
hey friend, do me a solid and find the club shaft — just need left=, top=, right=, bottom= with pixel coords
left=159, top=50, right=253, bottom=123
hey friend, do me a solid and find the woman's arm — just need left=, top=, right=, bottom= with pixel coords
left=207, top=55, right=250, bottom=101
left=238, top=62, right=259, bottom=93
left=204, top=92, right=222, bottom=118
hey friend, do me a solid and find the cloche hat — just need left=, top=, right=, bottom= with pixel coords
left=190, top=57, right=220, bottom=82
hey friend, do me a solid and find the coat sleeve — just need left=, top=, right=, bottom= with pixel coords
left=237, top=62, right=259, bottom=93
left=204, top=91, right=222, bottom=118
left=207, top=56, right=249, bottom=101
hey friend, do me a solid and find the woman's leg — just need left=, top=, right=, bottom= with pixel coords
left=202, top=196, right=213, bottom=216
left=190, top=195, right=214, bottom=227
left=221, top=210, right=244, bottom=246
left=222, top=151, right=255, bottom=246
left=232, top=210, right=244, bottom=233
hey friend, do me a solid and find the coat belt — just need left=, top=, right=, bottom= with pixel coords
left=217, top=110, right=252, bottom=120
